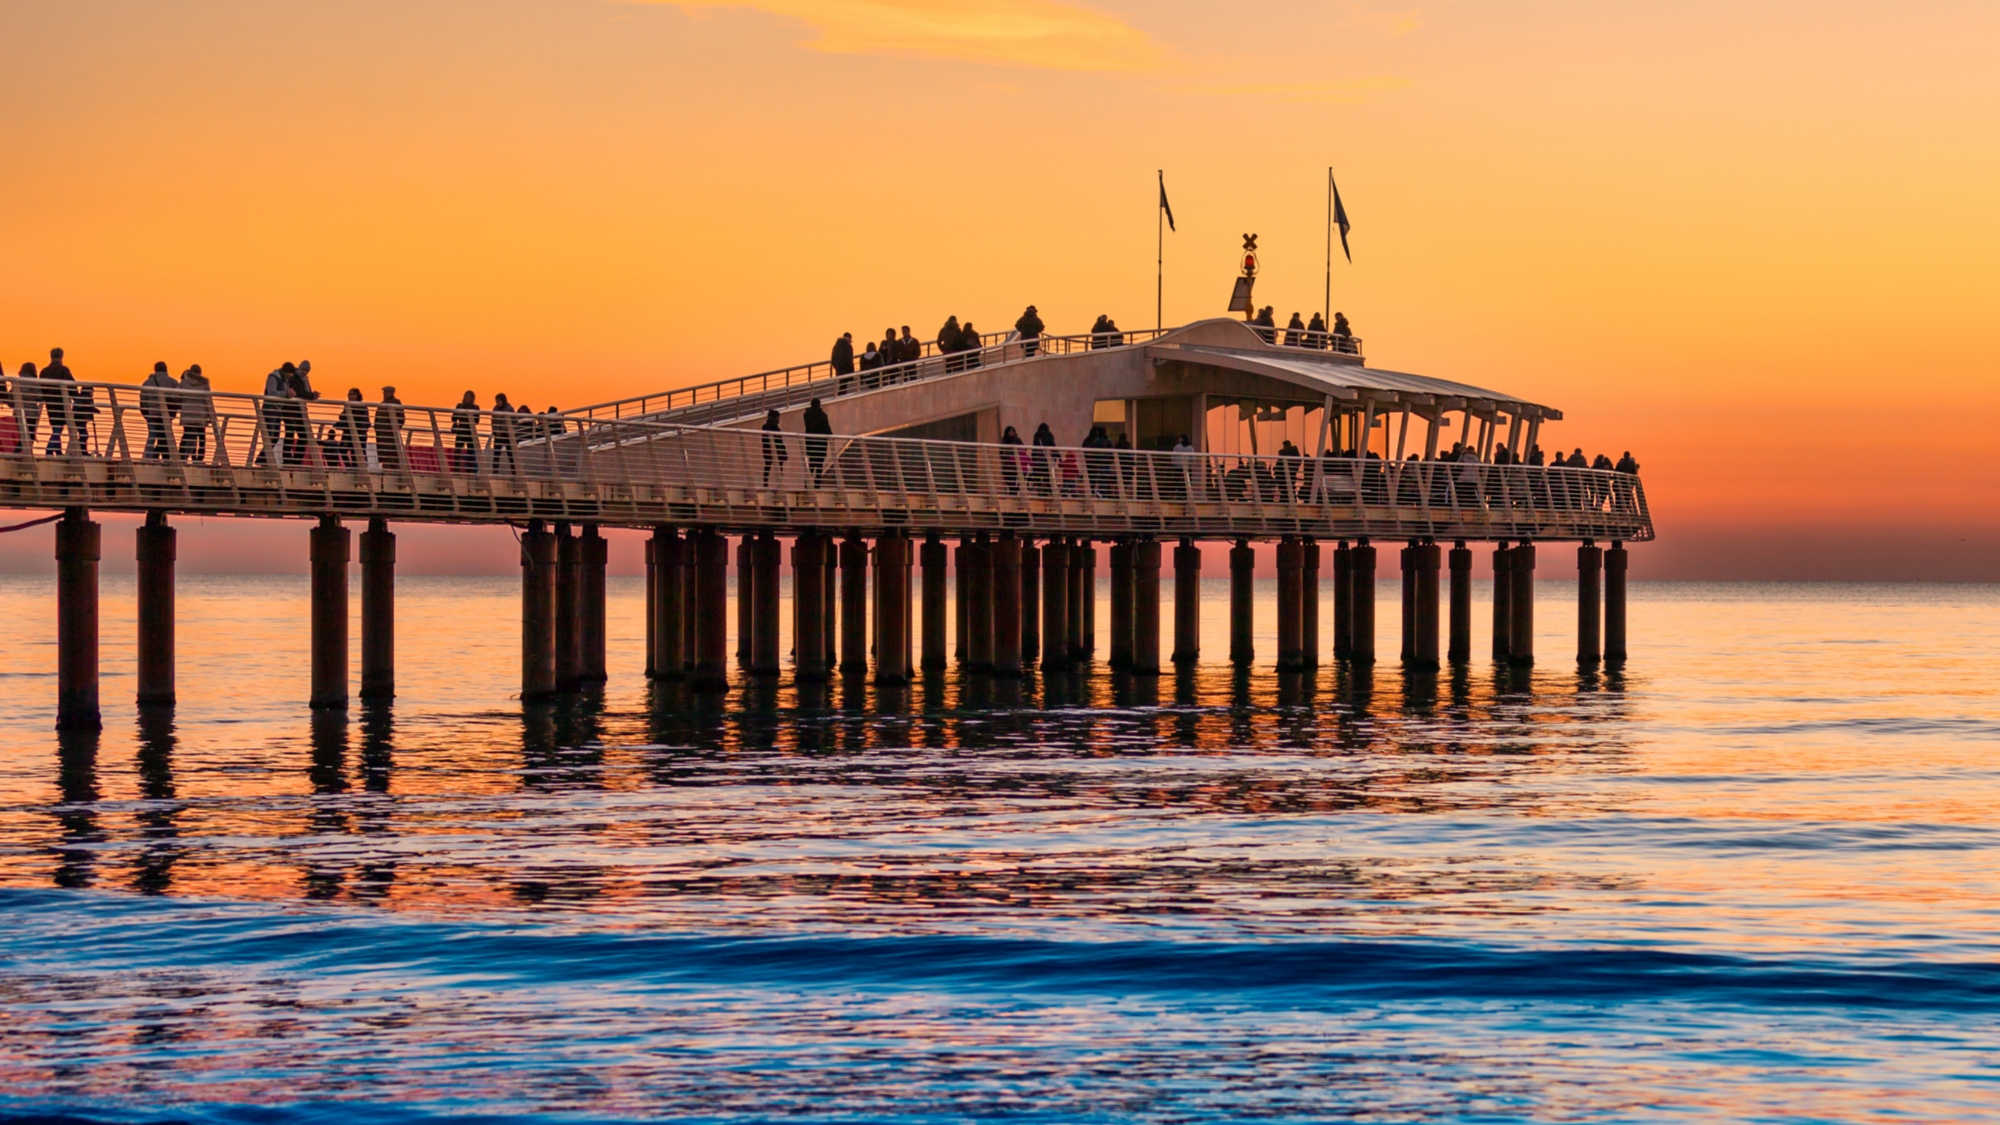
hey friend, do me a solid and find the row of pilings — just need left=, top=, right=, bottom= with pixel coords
left=37, top=508, right=1628, bottom=729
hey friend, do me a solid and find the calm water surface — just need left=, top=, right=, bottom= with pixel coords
left=1, top=576, right=1997, bottom=1123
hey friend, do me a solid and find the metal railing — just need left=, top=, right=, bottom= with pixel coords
left=0, top=378, right=1650, bottom=543
left=561, top=327, right=1178, bottom=428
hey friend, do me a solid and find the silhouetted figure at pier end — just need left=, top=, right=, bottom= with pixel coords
left=42, top=349, right=76, bottom=457
left=1307, top=312, right=1328, bottom=348
left=1016, top=305, right=1044, bottom=357
left=10, top=361, right=42, bottom=450
left=337, top=388, right=370, bottom=469
left=803, top=397, right=831, bottom=484
left=959, top=323, right=982, bottom=369
left=830, top=333, right=855, bottom=390
left=898, top=326, right=919, bottom=363
left=1283, top=313, right=1305, bottom=348
left=177, top=367, right=213, bottom=462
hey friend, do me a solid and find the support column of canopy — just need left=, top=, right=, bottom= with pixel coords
left=1229, top=538, right=1255, bottom=664
left=1509, top=541, right=1536, bottom=666
left=1491, top=543, right=1514, bottom=662
left=1414, top=542, right=1441, bottom=669
left=1577, top=542, right=1603, bottom=665
left=555, top=524, right=582, bottom=693
left=1301, top=540, right=1320, bottom=667
left=794, top=533, right=828, bottom=682
left=691, top=530, right=730, bottom=691
left=1019, top=538, right=1040, bottom=666
left=360, top=517, right=395, bottom=700
left=874, top=534, right=912, bottom=685
left=1350, top=540, right=1377, bottom=665
left=967, top=534, right=994, bottom=672
left=1332, top=541, right=1353, bottom=662
left=1604, top=542, right=1629, bottom=664
left=1131, top=539, right=1161, bottom=675
left=839, top=533, right=869, bottom=675
left=1041, top=538, right=1070, bottom=670
left=136, top=511, right=176, bottom=707
left=1172, top=539, right=1200, bottom=664
left=310, top=515, right=350, bottom=710
left=991, top=534, right=1022, bottom=677
left=652, top=528, right=685, bottom=680
left=920, top=534, right=948, bottom=670
left=580, top=525, right=608, bottom=685
left=1276, top=537, right=1303, bottom=671
left=750, top=532, right=781, bottom=677
left=520, top=521, right=557, bottom=700
left=1447, top=541, right=1472, bottom=663
left=55, top=509, right=101, bottom=731
left=1108, top=540, right=1134, bottom=672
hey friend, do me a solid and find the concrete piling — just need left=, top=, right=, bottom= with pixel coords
left=359, top=517, right=395, bottom=700
left=794, top=534, right=828, bottom=682
left=1332, top=541, right=1354, bottom=661
left=309, top=515, right=350, bottom=710
left=750, top=533, right=781, bottom=677
left=821, top=543, right=837, bottom=670
left=1172, top=539, right=1200, bottom=664
left=1081, top=542, right=1096, bottom=659
left=1491, top=543, right=1514, bottom=662
left=967, top=534, right=993, bottom=672
left=1019, top=539, right=1040, bottom=666
left=1605, top=541, right=1629, bottom=664
left=1108, top=540, right=1134, bottom=671
left=1577, top=542, right=1603, bottom=664
left=1041, top=537, right=1069, bottom=670
left=1276, top=537, right=1304, bottom=671
left=1068, top=540, right=1091, bottom=663
left=992, top=534, right=1022, bottom=677
left=652, top=529, right=685, bottom=680
left=1447, top=542, right=1472, bottom=663
left=736, top=536, right=754, bottom=666
left=520, top=521, right=557, bottom=699
left=644, top=536, right=657, bottom=680
left=692, top=530, right=730, bottom=691
left=1301, top=540, right=1320, bottom=668
left=1229, top=538, right=1255, bottom=664
left=1350, top=540, right=1377, bottom=665
left=1414, top=542, right=1441, bottom=669
left=580, top=525, right=608, bottom=685
left=1509, top=541, right=1536, bottom=666
left=1132, top=539, right=1161, bottom=676
left=840, top=534, right=869, bottom=675
left=875, top=534, right=912, bottom=684
left=953, top=540, right=970, bottom=664
left=135, top=512, right=176, bottom=707
left=555, top=524, right=582, bottom=692
left=921, top=535, right=947, bottom=669
left=55, top=509, right=101, bottom=730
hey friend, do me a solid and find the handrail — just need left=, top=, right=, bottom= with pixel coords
left=560, top=326, right=1177, bottom=426
left=0, top=378, right=1651, bottom=543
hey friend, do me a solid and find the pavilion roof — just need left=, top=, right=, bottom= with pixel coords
left=1149, top=343, right=1562, bottom=420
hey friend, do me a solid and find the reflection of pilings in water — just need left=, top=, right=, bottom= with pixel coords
left=1402, top=663, right=1439, bottom=713
left=134, top=706, right=181, bottom=895
left=360, top=701, right=394, bottom=793
left=310, top=708, right=348, bottom=795
left=305, top=708, right=350, bottom=900
left=54, top=728, right=102, bottom=888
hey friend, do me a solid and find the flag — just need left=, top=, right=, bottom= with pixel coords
left=1158, top=172, right=1176, bottom=232
left=1330, top=170, right=1351, bottom=262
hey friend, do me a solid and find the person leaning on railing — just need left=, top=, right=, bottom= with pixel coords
left=1015, top=306, right=1044, bottom=358
left=10, top=361, right=42, bottom=453
left=375, top=387, right=404, bottom=470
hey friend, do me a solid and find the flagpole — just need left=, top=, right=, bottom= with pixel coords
left=1324, top=167, right=1333, bottom=329
left=1156, top=170, right=1164, bottom=332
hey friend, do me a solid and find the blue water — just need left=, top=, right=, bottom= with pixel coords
left=2, top=577, right=1998, bottom=1122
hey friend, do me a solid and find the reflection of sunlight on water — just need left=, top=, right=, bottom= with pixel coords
left=1, top=577, right=1997, bottom=1121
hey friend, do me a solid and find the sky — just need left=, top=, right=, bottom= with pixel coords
left=3, top=0, right=1997, bottom=579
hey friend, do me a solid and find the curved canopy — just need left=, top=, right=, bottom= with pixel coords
left=1148, top=343, right=1562, bottom=420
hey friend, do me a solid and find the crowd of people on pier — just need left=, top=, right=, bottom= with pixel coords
left=1247, top=307, right=1358, bottom=353
left=0, top=346, right=578, bottom=473
left=825, top=307, right=1141, bottom=391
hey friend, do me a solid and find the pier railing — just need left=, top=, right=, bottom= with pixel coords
left=0, top=380, right=1647, bottom=542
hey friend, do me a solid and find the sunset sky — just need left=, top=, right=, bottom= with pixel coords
left=3, top=0, right=1996, bottom=578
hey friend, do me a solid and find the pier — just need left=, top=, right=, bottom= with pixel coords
left=2, top=319, right=1651, bottom=725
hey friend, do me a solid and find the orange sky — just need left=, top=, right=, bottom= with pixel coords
left=4, top=0, right=1997, bottom=577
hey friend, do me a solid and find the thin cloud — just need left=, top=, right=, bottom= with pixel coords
left=661, top=0, right=1162, bottom=71
left=1200, top=77, right=1411, bottom=104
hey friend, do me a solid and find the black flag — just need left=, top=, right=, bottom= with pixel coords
left=1330, top=170, right=1351, bottom=262
left=1158, top=172, right=1176, bottom=232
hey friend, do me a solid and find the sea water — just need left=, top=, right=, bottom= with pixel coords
left=1, top=576, right=1996, bottom=1123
